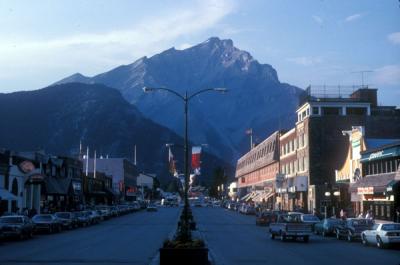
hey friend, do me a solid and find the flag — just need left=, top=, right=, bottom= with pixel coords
left=191, top=146, right=201, bottom=174
left=168, top=147, right=177, bottom=177
left=245, top=128, right=253, bottom=135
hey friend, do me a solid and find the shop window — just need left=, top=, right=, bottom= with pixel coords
left=387, top=206, right=391, bottom=218
left=375, top=205, right=379, bottom=216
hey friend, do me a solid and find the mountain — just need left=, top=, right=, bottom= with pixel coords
left=56, top=37, right=305, bottom=161
left=0, top=83, right=230, bottom=184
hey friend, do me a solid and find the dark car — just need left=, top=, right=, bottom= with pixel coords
left=255, top=211, right=278, bottom=226
left=335, top=218, right=374, bottom=242
left=74, top=211, right=90, bottom=227
left=32, top=214, right=62, bottom=233
left=314, top=218, right=344, bottom=237
left=54, top=212, right=76, bottom=229
left=0, top=215, right=35, bottom=239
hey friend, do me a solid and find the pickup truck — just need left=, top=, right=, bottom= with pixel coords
left=269, top=214, right=313, bottom=242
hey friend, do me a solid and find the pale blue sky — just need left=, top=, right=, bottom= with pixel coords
left=0, top=0, right=399, bottom=106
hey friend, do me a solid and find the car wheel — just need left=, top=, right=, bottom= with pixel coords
left=57, top=225, right=62, bottom=233
left=303, top=236, right=309, bottom=243
left=280, top=233, right=286, bottom=242
left=376, top=237, right=385, bottom=249
left=28, top=230, right=34, bottom=238
left=336, top=230, right=341, bottom=240
left=270, top=233, right=275, bottom=240
left=347, top=232, right=352, bottom=242
left=19, top=232, right=25, bottom=240
left=361, top=234, right=368, bottom=246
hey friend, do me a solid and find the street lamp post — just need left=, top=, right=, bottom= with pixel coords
left=143, top=86, right=227, bottom=241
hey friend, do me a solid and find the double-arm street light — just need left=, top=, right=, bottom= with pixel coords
left=143, top=86, right=227, bottom=240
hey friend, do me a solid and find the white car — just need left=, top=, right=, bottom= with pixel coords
left=361, top=222, right=400, bottom=248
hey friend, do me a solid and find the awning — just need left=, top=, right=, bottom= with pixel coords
left=350, top=172, right=396, bottom=194
left=0, top=188, right=18, bottom=200
left=44, top=177, right=71, bottom=195
left=240, top=193, right=252, bottom=201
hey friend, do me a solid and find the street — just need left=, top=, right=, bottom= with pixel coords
left=1, top=207, right=399, bottom=265
left=193, top=207, right=400, bottom=265
left=0, top=208, right=180, bottom=265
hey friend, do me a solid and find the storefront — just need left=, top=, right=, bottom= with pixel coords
left=351, top=141, right=400, bottom=221
left=276, top=175, right=308, bottom=211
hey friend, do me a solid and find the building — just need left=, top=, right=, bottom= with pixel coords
left=84, top=172, right=114, bottom=205
left=278, top=127, right=309, bottom=211
left=227, top=181, right=238, bottom=201
left=235, top=131, right=280, bottom=208
left=335, top=126, right=399, bottom=216
left=295, top=86, right=400, bottom=214
left=350, top=141, right=400, bottom=221
left=86, top=158, right=139, bottom=201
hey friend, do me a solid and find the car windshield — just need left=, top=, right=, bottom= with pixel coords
left=382, top=224, right=400, bottom=231
left=327, top=219, right=343, bottom=224
left=302, top=215, right=319, bottom=221
left=0, top=217, right=23, bottom=223
left=55, top=213, right=70, bottom=218
left=351, top=219, right=368, bottom=226
left=33, top=215, right=53, bottom=221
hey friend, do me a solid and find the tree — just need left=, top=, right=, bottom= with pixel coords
left=209, top=167, right=228, bottom=198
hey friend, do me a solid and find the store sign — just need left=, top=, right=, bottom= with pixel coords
left=368, top=151, right=384, bottom=161
left=126, top=187, right=137, bottom=196
left=357, top=187, right=374, bottom=195
left=19, top=161, right=35, bottom=174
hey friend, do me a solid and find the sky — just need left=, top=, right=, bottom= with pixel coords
left=0, top=0, right=399, bottom=106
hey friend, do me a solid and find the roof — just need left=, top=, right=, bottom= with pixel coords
left=364, top=138, right=400, bottom=150
left=44, top=177, right=71, bottom=195
left=350, top=172, right=396, bottom=193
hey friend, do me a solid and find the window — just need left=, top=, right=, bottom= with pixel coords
left=346, top=107, right=367, bottom=116
left=312, top=107, right=319, bottom=115
left=306, top=108, right=310, bottom=116
left=321, top=107, right=341, bottom=115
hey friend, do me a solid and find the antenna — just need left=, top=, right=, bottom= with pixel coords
left=351, top=70, right=373, bottom=88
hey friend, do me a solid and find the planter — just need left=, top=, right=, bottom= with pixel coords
left=160, top=247, right=209, bottom=265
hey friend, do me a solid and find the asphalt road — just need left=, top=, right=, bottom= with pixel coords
left=193, top=207, right=400, bottom=265
left=0, top=208, right=180, bottom=265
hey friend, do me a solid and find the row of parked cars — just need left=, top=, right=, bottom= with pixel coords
left=223, top=203, right=400, bottom=248
left=252, top=209, right=400, bottom=248
left=0, top=203, right=143, bottom=242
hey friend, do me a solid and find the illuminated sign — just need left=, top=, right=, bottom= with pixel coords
left=19, top=161, right=35, bottom=174
left=357, top=187, right=374, bottom=195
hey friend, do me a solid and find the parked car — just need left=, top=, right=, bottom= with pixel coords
left=54, top=212, right=75, bottom=229
left=314, top=218, right=344, bottom=237
left=256, top=211, right=278, bottom=226
left=269, top=213, right=313, bottom=242
left=146, top=204, right=158, bottom=212
left=131, top=202, right=141, bottom=211
left=109, top=206, right=119, bottom=217
left=243, top=205, right=256, bottom=215
left=0, top=215, right=35, bottom=239
left=361, top=222, right=400, bottom=248
left=300, top=214, right=320, bottom=230
left=74, top=211, right=91, bottom=227
left=335, top=218, right=374, bottom=242
left=87, top=210, right=101, bottom=224
left=96, top=206, right=111, bottom=220
left=32, top=214, right=62, bottom=233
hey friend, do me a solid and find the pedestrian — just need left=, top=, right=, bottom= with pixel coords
left=23, top=207, right=29, bottom=216
left=358, top=212, right=364, bottom=219
left=365, top=210, right=373, bottom=220
left=340, top=209, right=344, bottom=220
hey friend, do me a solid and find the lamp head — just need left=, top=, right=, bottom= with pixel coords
left=214, top=87, right=228, bottom=93
left=143, top=87, right=154, bottom=93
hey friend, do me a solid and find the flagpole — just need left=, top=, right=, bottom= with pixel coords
left=85, top=147, right=89, bottom=177
left=94, top=150, right=97, bottom=179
